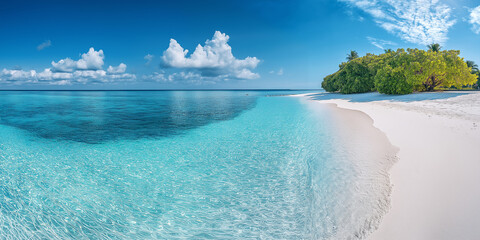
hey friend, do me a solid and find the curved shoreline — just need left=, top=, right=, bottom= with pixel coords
left=301, top=92, right=480, bottom=239
left=298, top=96, right=398, bottom=239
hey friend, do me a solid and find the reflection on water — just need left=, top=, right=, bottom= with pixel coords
left=0, top=91, right=268, bottom=143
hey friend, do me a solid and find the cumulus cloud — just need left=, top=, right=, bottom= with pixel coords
left=0, top=68, right=135, bottom=85
left=36, top=69, right=73, bottom=81
left=50, top=80, right=70, bottom=86
left=0, top=68, right=71, bottom=85
left=0, top=48, right=135, bottom=85
left=166, top=72, right=205, bottom=83
left=142, top=71, right=226, bottom=85
left=51, top=47, right=104, bottom=72
left=107, top=63, right=127, bottom=74
left=167, top=72, right=219, bottom=85
left=1, top=69, right=37, bottom=83
left=340, top=0, right=456, bottom=45
left=37, top=40, right=52, bottom=51
left=142, top=72, right=170, bottom=82
left=470, top=6, right=480, bottom=34
left=161, top=31, right=260, bottom=80
left=144, top=54, right=154, bottom=65
left=367, top=36, right=397, bottom=49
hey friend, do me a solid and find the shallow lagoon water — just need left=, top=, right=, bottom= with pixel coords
left=0, top=91, right=391, bottom=239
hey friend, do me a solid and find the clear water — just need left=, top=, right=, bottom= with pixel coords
left=0, top=90, right=392, bottom=239
left=0, top=91, right=263, bottom=144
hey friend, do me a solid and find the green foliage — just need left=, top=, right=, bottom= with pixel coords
left=322, top=47, right=478, bottom=95
left=322, top=55, right=377, bottom=94
left=467, top=60, right=480, bottom=89
left=427, top=43, right=442, bottom=52
left=476, top=73, right=480, bottom=89
left=375, top=65, right=413, bottom=94
left=322, top=72, right=341, bottom=92
left=338, top=58, right=376, bottom=93
left=466, top=60, right=478, bottom=72
left=346, top=50, right=359, bottom=62
left=441, top=51, right=477, bottom=89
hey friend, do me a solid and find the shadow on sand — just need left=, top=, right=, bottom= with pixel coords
left=308, top=91, right=473, bottom=103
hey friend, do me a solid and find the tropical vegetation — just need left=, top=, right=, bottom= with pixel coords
left=346, top=50, right=359, bottom=62
left=322, top=45, right=478, bottom=94
left=466, top=60, right=480, bottom=88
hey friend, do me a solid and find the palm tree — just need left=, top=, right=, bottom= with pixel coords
left=427, top=43, right=442, bottom=52
left=384, top=49, right=394, bottom=53
left=466, top=60, right=479, bottom=73
left=466, top=60, right=480, bottom=89
left=346, top=50, right=359, bottom=62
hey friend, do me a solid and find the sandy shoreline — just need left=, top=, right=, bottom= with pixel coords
left=302, top=92, right=480, bottom=239
left=301, top=97, right=398, bottom=239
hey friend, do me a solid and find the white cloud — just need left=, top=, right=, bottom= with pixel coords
left=142, top=71, right=226, bottom=85
left=37, top=40, right=52, bottom=51
left=142, top=72, right=170, bottom=82
left=144, top=54, right=154, bottom=65
left=0, top=68, right=135, bottom=85
left=36, top=69, right=73, bottom=81
left=167, top=72, right=203, bottom=83
left=0, top=48, right=135, bottom=85
left=0, top=69, right=37, bottom=83
left=269, top=68, right=284, bottom=75
left=0, top=68, right=69, bottom=85
left=107, top=63, right=127, bottom=74
left=367, top=36, right=397, bottom=49
left=51, top=47, right=104, bottom=72
left=50, top=80, right=70, bottom=85
left=340, top=0, right=456, bottom=45
left=470, top=6, right=480, bottom=34
left=161, top=31, right=260, bottom=80
left=50, top=58, right=77, bottom=72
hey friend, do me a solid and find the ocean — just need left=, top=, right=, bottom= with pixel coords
left=0, top=90, right=392, bottom=239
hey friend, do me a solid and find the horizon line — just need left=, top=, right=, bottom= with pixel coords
left=0, top=88, right=323, bottom=92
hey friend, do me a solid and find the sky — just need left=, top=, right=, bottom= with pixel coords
left=1, top=0, right=480, bottom=90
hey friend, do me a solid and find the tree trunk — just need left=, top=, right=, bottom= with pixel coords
left=423, top=75, right=441, bottom=91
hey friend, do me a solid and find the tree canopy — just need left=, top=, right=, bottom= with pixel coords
left=427, top=43, right=442, bottom=52
left=467, top=60, right=480, bottom=88
left=346, top=50, right=359, bottom=62
left=322, top=48, right=477, bottom=95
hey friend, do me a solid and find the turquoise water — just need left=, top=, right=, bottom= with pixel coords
left=0, top=91, right=391, bottom=239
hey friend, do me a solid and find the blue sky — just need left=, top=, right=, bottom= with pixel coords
left=1, top=0, right=480, bottom=90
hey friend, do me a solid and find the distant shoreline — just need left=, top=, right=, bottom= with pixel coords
left=0, top=89, right=322, bottom=92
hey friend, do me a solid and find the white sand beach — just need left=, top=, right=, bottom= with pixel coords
left=305, top=92, right=480, bottom=239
